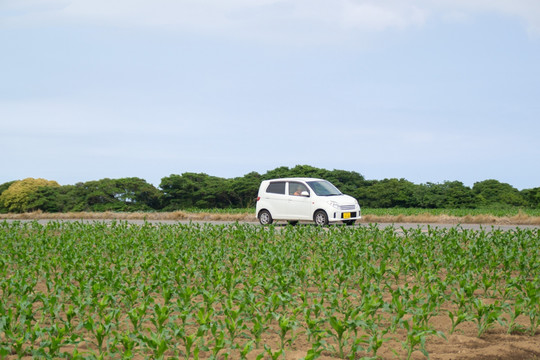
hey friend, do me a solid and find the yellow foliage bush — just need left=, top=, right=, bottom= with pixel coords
left=0, top=178, right=60, bottom=213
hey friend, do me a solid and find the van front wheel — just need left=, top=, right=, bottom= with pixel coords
left=314, top=210, right=329, bottom=226
left=258, top=210, right=273, bottom=225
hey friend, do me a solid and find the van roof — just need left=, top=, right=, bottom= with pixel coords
left=264, top=177, right=326, bottom=182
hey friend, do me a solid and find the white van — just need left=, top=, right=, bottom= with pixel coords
left=255, top=178, right=361, bottom=225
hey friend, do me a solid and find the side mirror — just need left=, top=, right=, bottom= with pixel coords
left=301, top=191, right=310, bottom=197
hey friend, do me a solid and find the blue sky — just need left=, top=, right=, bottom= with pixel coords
left=1, top=1, right=539, bottom=190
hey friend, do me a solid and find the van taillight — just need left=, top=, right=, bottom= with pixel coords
left=257, top=196, right=260, bottom=201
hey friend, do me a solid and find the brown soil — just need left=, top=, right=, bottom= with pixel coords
left=6, top=283, right=538, bottom=360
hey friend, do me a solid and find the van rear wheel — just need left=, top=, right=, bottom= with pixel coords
left=314, top=210, right=329, bottom=226
left=258, top=210, right=273, bottom=225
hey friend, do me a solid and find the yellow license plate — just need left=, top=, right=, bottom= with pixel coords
left=343, top=212, right=351, bottom=219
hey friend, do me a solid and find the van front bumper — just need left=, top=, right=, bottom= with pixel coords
left=329, top=210, right=362, bottom=222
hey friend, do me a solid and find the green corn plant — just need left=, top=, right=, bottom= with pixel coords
left=63, top=304, right=77, bottom=329
left=128, top=302, right=148, bottom=332
left=522, top=278, right=540, bottom=335
left=11, top=333, right=28, bottom=358
left=401, top=315, right=445, bottom=360
left=480, top=271, right=500, bottom=298
left=249, top=311, right=269, bottom=349
left=448, top=307, right=473, bottom=335
left=471, top=298, right=505, bottom=337
left=139, top=332, right=171, bottom=360
left=310, top=297, right=325, bottom=319
left=208, top=328, right=227, bottom=359
left=302, top=340, right=324, bottom=360
left=264, top=344, right=284, bottom=360
left=364, top=317, right=389, bottom=359
left=178, top=332, right=198, bottom=360
left=413, top=297, right=439, bottom=328
left=202, top=290, right=220, bottom=313
left=84, top=316, right=113, bottom=354
left=448, top=288, right=473, bottom=334
left=275, top=313, right=297, bottom=353
left=326, top=306, right=365, bottom=359
left=24, top=321, right=44, bottom=356
left=387, top=287, right=409, bottom=332
left=501, top=295, right=523, bottom=334
left=239, top=340, right=254, bottom=360
left=39, top=323, right=78, bottom=359
left=224, top=308, right=245, bottom=346
left=151, top=303, right=171, bottom=333
left=196, top=306, right=214, bottom=337
left=327, top=315, right=349, bottom=358
left=114, top=331, right=138, bottom=359
left=0, top=345, right=10, bottom=359
left=303, top=308, right=324, bottom=342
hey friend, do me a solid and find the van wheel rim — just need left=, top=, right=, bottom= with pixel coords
left=260, top=212, right=270, bottom=224
left=315, top=212, right=327, bottom=225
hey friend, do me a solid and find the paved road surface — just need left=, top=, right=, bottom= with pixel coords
left=3, top=218, right=538, bottom=232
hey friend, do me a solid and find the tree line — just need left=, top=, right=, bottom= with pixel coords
left=1, top=165, right=539, bottom=213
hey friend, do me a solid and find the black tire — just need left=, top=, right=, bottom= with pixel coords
left=314, top=210, right=329, bottom=226
left=343, top=220, right=355, bottom=226
left=258, top=210, right=273, bottom=225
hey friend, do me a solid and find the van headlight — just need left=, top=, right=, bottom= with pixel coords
left=328, top=200, right=340, bottom=209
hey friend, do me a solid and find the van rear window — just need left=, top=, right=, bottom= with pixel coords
left=266, top=182, right=286, bottom=194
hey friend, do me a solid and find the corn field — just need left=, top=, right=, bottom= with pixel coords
left=1, top=221, right=539, bottom=359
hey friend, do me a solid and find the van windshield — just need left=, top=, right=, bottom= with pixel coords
left=306, top=181, right=342, bottom=196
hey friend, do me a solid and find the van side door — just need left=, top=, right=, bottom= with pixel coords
left=263, top=181, right=288, bottom=219
left=286, top=181, right=312, bottom=220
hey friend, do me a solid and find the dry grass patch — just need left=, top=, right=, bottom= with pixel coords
left=2, top=210, right=540, bottom=225
left=361, top=211, right=540, bottom=225
left=0, top=210, right=255, bottom=222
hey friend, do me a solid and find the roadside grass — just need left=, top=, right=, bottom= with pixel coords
left=364, top=207, right=540, bottom=217
left=1, top=207, right=540, bottom=224
left=361, top=207, right=540, bottom=225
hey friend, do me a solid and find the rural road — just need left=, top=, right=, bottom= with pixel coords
left=3, top=218, right=539, bottom=232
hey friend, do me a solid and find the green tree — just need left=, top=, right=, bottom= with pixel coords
left=357, top=178, right=417, bottom=208
left=78, top=178, right=121, bottom=211
left=26, top=186, right=64, bottom=212
left=0, top=178, right=60, bottom=213
left=57, top=184, right=92, bottom=212
left=231, top=171, right=262, bottom=208
left=0, top=181, right=17, bottom=213
left=262, top=166, right=297, bottom=180
left=415, top=181, right=475, bottom=208
left=73, top=178, right=162, bottom=212
left=472, top=179, right=525, bottom=207
left=521, top=187, right=540, bottom=208
left=323, top=169, right=366, bottom=198
left=160, top=173, right=234, bottom=210
left=114, top=177, right=162, bottom=210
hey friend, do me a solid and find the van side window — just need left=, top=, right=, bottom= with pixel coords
left=289, top=182, right=309, bottom=196
left=266, top=181, right=286, bottom=194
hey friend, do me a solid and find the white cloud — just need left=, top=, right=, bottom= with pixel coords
left=341, top=1, right=427, bottom=31
left=425, top=0, right=540, bottom=34
left=3, top=0, right=539, bottom=38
